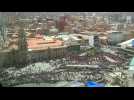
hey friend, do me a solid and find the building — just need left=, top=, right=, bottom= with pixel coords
left=94, top=35, right=100, bottom=47
left=117, top=38, right=134, bottom=56
left=126, top=16, right=132, bottom=24
left=99, top=35, right=108, bottom=47
left=27, top=35, right=63, bottom=50
left=127, top=57, right=134, bottom=87
left=0, top=13, right=8, bottom=49
left=0, top=33, right=81, bottom=67
left=128, top=57, right=134, bottom=78
left=107, top=31, right=125, bottom=45
left=88, top=35, right=94, bottom=47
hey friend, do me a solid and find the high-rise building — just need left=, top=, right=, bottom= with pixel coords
left=57, top=16, right=67, bottom=32
left=88, top=35, right=94, bottom=47
left=126, top=16, right=132, bottom=24
left=88, top=35, right=100, bottom=47
left=0, top=12, right=8, bottom=49
left=92, top=12, right=96, bottom=17
left=94, top=35, right=100, bottom=47
left=104, top=16, right=110, bottom=24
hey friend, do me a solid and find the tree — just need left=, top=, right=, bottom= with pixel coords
left=18, top=28, right=27, bottom=50
left=87, top=47, right=96, bottom=57
left=17, top=27, right=28, bottom=67
left=9, top=49, right=18, bottom=67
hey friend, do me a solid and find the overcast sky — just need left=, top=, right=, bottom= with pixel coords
left=1, top=12, right=134, bottom=17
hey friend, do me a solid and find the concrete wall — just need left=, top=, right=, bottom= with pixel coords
left=0, top=44, right=80, bottom=67
left=27, top=46, right=68, bottom=63
left=108, top=32, right=125, bottom=44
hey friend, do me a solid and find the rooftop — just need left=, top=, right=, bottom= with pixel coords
left=27, top=35, right=63, bottom=50
left=118, top=38, right=134, bottom=47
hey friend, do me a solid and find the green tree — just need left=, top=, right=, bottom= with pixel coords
left=18, top=28, right=27, bottom=50
left=87, top=47, right=96, bottom=57
left=9, top=49, right=18, bottom=67
left=17, top=27, right=28, bottom=67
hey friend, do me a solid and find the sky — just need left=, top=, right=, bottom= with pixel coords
left=1, top=12, right=134, bottom=17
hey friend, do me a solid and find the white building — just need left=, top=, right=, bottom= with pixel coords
left=126, top=16, right=132, bottom=24
left=88, top=35, right=94, bottom=47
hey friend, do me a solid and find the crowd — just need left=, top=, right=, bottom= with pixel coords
left=0, top=50, right=129, bottom=86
